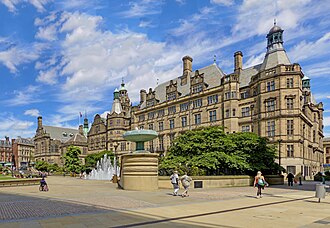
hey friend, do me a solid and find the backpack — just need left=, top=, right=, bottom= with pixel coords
left=257, top=178, right=264, bottom=186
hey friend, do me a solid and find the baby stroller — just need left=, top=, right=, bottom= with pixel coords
left=39, top=178, right=49, bottom=191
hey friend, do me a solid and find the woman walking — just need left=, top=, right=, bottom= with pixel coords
left=254, top=171, right=267, bottom=198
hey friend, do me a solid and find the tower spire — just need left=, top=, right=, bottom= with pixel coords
left=213, top=54, right=217, bottom=65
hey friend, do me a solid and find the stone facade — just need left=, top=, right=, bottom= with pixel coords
left=34, top=116, right=82, bottom=164
left=130, top=24, right=324, bottom=179
left=87, top=82, right=132, bottom=158
left=0, top=137, right=12, bottom=164
left=11, top=137, right=34, bottom=169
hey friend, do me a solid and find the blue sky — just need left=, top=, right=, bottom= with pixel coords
left=1, top=0, right=330, bottom=139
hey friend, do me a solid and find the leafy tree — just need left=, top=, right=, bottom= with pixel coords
left=64, top=146, right=82, bottom=174
left=159, top=126, right=279, bottom=176
left=35, top=160, right=49, bottom=172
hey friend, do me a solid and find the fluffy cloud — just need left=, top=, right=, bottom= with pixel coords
left=0, top=112, right=34, bottom=138
left=0, top=42, right=39, bottom=73
left=24, top=109, right=40, bottom=117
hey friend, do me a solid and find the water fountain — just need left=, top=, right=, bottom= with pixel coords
left=119, top=129, right=159, bottom=190
left=86, top=154, right=120, bottom=180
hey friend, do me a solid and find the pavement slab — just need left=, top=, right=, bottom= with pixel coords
left=0, top=176, right=329, bottom=227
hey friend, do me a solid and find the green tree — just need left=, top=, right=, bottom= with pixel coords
left=35, top=160, right=49, bottom=172
left=64, top=146, right=82, bottom=174
left=159, top=126, right=278, bottom=176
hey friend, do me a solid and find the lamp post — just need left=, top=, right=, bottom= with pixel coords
left=11, top=154, right=15, bottom=177
left=278, top=139, right=282, bottom=174
left=113, top=142, right=119, bottom=183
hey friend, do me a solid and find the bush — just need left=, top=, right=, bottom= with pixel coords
left=314, top=171, right=330, bottom=181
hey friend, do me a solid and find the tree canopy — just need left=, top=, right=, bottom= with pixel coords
left=64, top=146, right=82, bottom=174
left=159, top=126, right=280, bottom=176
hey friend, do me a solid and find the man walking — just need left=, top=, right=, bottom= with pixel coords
left=170, top=171, right=180, bottom=196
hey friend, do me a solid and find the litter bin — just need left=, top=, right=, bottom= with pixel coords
left=315, top=184, right=329, bottom=202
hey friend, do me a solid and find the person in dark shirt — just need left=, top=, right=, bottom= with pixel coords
left=39, top=177, right=48, bottom=191
left=287, top=173, right=295, bottom=186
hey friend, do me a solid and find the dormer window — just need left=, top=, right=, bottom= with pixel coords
left=147, top=99, right=155, bottom=107
left=192, top=84, right=203, bottom=93
left=62, top=132, right=67, bottom=137
left=69, top=133, right=74, bottom=137
left=167, top=92, right=177, bottom=101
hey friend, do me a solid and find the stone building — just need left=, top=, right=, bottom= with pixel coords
left=131, top=23, right=324, bottom=179
left=88, top=81, right=132, bottom=157
left=61, top=125, right=88, bottom=165
left=34, top=116, right=79, bottom=164
left=12, top=137, right=34, bottom=169
left=0, top=137, right=12, bottom=164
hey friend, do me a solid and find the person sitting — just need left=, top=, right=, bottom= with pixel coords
left=39, top=177, right=48, bottom=191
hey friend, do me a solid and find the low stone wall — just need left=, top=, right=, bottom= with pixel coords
left=0, top=178, right=41, bottom=187
left=159, top=175, right=284, bottom=189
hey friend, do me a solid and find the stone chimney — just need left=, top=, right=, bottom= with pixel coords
left=234, top=51, right=243, bottom=75
left=37, top=116, right=42, bottom=128
left=182, top=56, right=193, bottom=75
left=140, top=89, right=146, bottom=104
left=79, top=125, right=84, bottom=135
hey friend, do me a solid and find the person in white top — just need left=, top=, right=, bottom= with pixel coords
left=170, top=171, right=180, bottom=196
left=180, top=173, right=192, bottom=197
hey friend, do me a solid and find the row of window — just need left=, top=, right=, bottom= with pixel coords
left=143, top=95, right=220, bottom=120
left=142, top=110, right=220, bottom=131
left=143, top=97, right=296, bottom=122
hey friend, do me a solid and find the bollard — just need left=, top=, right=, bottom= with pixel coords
left=299, top=177, right=302, bottom=185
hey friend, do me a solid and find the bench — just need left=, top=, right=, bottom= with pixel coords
left=0, top=178, right=41, bottom=187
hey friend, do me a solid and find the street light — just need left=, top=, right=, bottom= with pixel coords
left=278, top=139, right=282, bottom=174
left=11, top=154, right=15, bottom=177
left=113, top=142, right=119, bottom=183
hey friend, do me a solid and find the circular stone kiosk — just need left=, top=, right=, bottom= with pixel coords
left=120, top=129, right=159, bottom=191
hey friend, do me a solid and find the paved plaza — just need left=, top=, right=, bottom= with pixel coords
left=0, top=176, right=329, bottom=227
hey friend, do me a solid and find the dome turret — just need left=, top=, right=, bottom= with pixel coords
left=266, top=20, right=284, bottom=52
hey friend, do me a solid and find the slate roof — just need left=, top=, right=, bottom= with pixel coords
left=0, top=140, right=11, bottom=148
left=64, top=133, right=87, bottom=144
left=14, top=137, right=34, bottom=145
left=43, top=126, right=79, bottom=142
left=144, top=64, right=225, bottom=106
left=260, top=49, right=291, bottom=71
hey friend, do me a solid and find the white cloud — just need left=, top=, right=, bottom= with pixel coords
left=288, top=32, right=330, bottom=62
left=6, top=85, right=42, bottom=106
left=324, top=116, right=330, bottom=127
left=119, top=0, right=163, bottom=18
left=210, top=0, right=234, bottom=6
left=0, top=113, right=35, bottom=138
left=24, top=109, right=40, bottom=117
left=0, top=43, right=39, bottom=73
left=0, top=0, right=50, bottom=13
left=35, top=24, right=58, bottom=41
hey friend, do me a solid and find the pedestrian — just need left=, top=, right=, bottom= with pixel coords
left=254, top=171, right=268, bottom=198
left=39, top=177, right=49, bottom=191
left=180, top=173, right=192, bottom=197
left=287, top=172, right=294, bottom=186
left=170, top=170, right=180, bottom=196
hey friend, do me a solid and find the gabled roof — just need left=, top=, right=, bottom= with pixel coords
left=43, top=126, right=79, bottom=142
left=142, top=64, right=225, bottom=107
left=64, top=133, right=87, bottom=144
